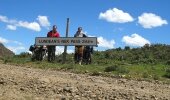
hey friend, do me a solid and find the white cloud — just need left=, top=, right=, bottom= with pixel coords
left=6, top=25, right=17, bottom=30
left=7, top=46, right=25, bottom=54
left=17, top=21, right=41, bottom=32
left=55, top=47, right=64, bottom=55
left=98, top=36, right=115, bottom=48
left=0, top=15, right=17, bottom=24
left=0, top=15, right=8, bottom=22
left=0, top=37, right=9, bottom=43
left=37, top=15, right=50, bottom=28
left=55, top=47, right=74, bottom=55
left=0, top=15, right=41, bottom=31
left=138, top=13, right=168, bottom=28
left=12, top=41, right=23, bottom=45
left=99, top=8, right=134, bottom=23
left=86, top=35, right=115, bottom=49
left=0, top=36, right=23, bottom=45
left=122, top=33, right=150, bottom=47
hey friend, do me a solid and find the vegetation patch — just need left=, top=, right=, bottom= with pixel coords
left=164, top=68, right=170, bottom=78
left=1, top=44, right=170, bottom=83
left=104, top=65, right=118, bottom=72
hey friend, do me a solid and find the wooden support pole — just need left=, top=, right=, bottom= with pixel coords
left=62, top=18, right=69, bottom=63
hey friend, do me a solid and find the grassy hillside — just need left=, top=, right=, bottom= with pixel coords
left=1, top=44, right=170, bottom=83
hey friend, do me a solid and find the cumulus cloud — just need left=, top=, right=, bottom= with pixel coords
left=86, top=34, right=115, bottom=49
left=138, top=13, right=168, bottom=28
left=37, top=15, right=50, bottom=28
left=0, top=15, right=41, bottom=31
left=122, top=33, right=150, bottom=47
left=0, top=15, right=17, bottom=24
left=0, top=37, right=9, bottom=43
left=6, top=25, right=17, bottom=30
left=0, top=15, right=8, bottom=22
left=98, top=36, right=115, bottom=48
left=99, top=8, right=134, bottom=23
left=17, top=21, right=41, bottom=32
left=7, top=46, right=25, bottom=54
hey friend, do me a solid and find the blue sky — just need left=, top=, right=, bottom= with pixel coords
left=0, top=0, right=169, bottom=54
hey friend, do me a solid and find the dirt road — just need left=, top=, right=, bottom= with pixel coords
left=0, top=63, right=169, bottom=100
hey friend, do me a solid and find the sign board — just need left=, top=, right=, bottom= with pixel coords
left=35, top=37, right=97, bottom=46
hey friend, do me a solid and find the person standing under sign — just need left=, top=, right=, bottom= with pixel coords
left=74, top=27, right=87, bottom=65
left=47, top=25, right=60, bottom=62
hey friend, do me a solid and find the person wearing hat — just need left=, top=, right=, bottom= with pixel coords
left=47, top=25, right=60, bottom=62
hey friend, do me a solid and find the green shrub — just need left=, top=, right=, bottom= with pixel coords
left=166, top=60, right=170, bottom=65
left=142, top=71, right=149, bottom=78
left=153, top=74, right=159, bottom=80
left=104, top=65, right=118, bottom=72
left=91, top=71, right=101, bottom=76
left=164, top=68, right=170, bottom=78
left=2, top=57, right=12, bottom=64
left=18, top=52, right=31, bottom=58
left=117, top=66, right=129, bottom=74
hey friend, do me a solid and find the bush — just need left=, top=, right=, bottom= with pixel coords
left=164, top=68, right=170, bottom=78
left=153, top=74, right=159, bottom=80
left=117, top=66, right=129, bottom=74
left=91, top=71, right=101, bottom=76
left=142, top=71, right=149, bottom=78
left=2, top=57, right=12, bottom=64
left=166, top=60, right=170, bottom=65
left=104, top=65, right=118, bottom=72
left=18, top=52, right=31, bottom=58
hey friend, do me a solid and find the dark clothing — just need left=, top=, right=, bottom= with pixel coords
left=83, top=46, right=93, bottom=64
left=29, top=45, right=47, bottom=61
left=47, top=46, right=56, bottom=62
left=47, top=30, right=60, bottom=62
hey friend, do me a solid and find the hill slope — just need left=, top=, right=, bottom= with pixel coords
left=0, top=43, right=14, bottom=57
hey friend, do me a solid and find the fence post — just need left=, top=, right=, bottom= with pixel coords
left=62, top=18, right=69, bottom=63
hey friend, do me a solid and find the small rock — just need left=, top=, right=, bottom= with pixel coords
left=150, top=95, right=157, bottom=99
left=135, top=96, right=141, bottom=100
left=63, top=86, right=77, bottom=93
left=91, top=95, right=97, bottom=98
left=20, top=87, right=25, bottom=91
left=61, top=97, right=66, bottom=100
left=141, top=86, right=144, bottom=89
left=85, top=70, right=89, bottom=73
left=0, top=81, right=5, bottom=85
left=74, top=95, right=80, bottom=99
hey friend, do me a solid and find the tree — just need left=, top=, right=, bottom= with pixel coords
left=124, top=46, right=130, bottom=50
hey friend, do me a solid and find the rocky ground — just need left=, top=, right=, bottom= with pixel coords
left=0, top=63, right=170, bottom=100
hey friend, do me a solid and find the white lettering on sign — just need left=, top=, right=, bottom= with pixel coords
left=35, top=37, right=97, bottom=46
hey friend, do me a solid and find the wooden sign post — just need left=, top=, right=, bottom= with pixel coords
left=62, top=18, right=69, bottom=63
